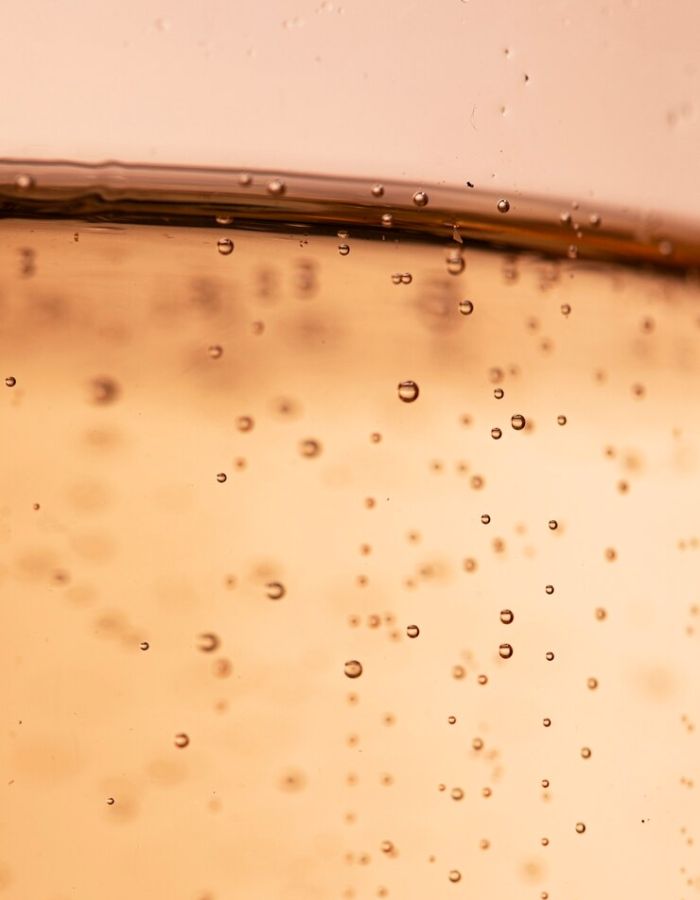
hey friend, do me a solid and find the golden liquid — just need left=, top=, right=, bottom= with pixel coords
left=1, top=167, right=700, bottom=899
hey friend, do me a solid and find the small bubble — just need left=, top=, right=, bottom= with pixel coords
left=216, top=238, right=234, bottom=256
left=381, top=840, right=394, bottom=853
left=595, top=607, right=607, bottom=620
left=400, top=272, right=412, bottom=284
left=412, top=190, right=429, bottom=207
left=511, top=414, right=526, bottom=430
left=497, top=199, right=511, bottom=213
left=139, top=641, right=149, bottom=651
left=477, top=674, right=488, bottom=685
left=370, top=432, right=382, bottom=443
left=557, top=415, right=567, bottom=426
left=265, top=581, right=286, bottom=600
left=541, top=779, right=550, bottom=788
left=548, top=520, right=558, bottom=530
left=545, top=584, right=554, bottom=595
left=406, top=624, right=420, bottom=638
left=494, top=388, right=505, bottom=399
left=479, top=839, right=490, bottom=850
left=106, top=797, right=115, bottom=805
left=397, top=380, right=420, bottom=402
left=338, top=244, right=350, bottom=256
left=238, top=172, right=252, bottom=186
left=543, top=718, right=552, bottom=727
left=4, top=376, right=16, bottom=387
left=267, top=178, right=285, bottom=195
left=446, top=249, right=465, bottom=275
left=498, top=643, right=513, bottom=659
left=500, top=609, right=514, bottom=624
left=344, top=660, right=363, bottom=679
left=463, top=557, right=477, bottom=572
left=236, top=415, right=254, bottom=432
left=450, top=787, right=464, bottom=801
left=458, top=299, right=474, bottom=315
left=32, top=503, right=40, bottom=510
left=580, top=747, right=592, bottom=759
left=391, top=273, right=401, bottom=285
left=208, top=344, right=224, bottom=358
left=371, top=184, right=385, bottom=197
left=575, top=822, right=586, bottom=834
left=89, top=376, right=120, bottom=405
left=448, top=870, right=462, bottom=883
left=541, top=837, right=549, bottom=846
left=604, top=547, right=617, bottom=561
left=560, top=303, right=572, bottom=316
left=14, top=173, right=34, bottom=189
left=447, top=715, right=457, bottom=724
left=545, top=651, right=555, bottom=661
left=174, top=733, right=190, bottom=748
left=216, top=214, right=234, bottom=225
left=589, top=213, right=601, bottom=227
left=196, top=633, right=220, bottom=652
left=452, top=665, right=466, bottom=679
left=472, top=736, right=484, bottom=750
left=216, top=473, right=227, bottom=483
left=299, top=438, right=322, bottom=458
left=381, top=212, right=393, bottom=227
left=587, top=677, right=599, bottom=690
left=481, top=514, right=491, bottom=525
left=560, top=211, right=572, bottom=225
left=491, top=427, right=502, bottom=440
left=482, top=786, right=492, bottom=797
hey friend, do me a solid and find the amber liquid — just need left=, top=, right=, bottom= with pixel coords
left=1, top=164, right=700, bottom=899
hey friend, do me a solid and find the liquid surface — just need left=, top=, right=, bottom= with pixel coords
left=1, top=208, right=700, bottom=899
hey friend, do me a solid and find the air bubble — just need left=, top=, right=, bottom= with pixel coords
left=500, top=609, right=514, bottom=624
left=557, top=415, right=567, bottom=426
left=4, top=376, right=16, bottom=387
left=545, top=585, right=554, bottom=595
left=498, top=643, right=513, bottom=659
left=595, top=607, right=607, bottom=620
left=446, top=249, right=465, bottom=275
left=139, top=641, right=149, bottom=651
left=548, top=520, right=558, bottom=530
left=381, top=213, right=393, bottom=227
left=397, top=380, right=420, bottom=402
left=448, top=870, right=462, bottom=883
left=239, top=173, right=252, bottom=186
left=412, top=190, right=429, bottom=207
left=299, top=439, right=322, bottom=458
left=450, top=787, right=464, bottom=801
left=494, top=388, right=504, bottom=399
left=197, top=633, right=220, bottom=652
left=472, top=737, right=484, bottom=750
left=581, top=747, right=592, bottom=759
left=400, top=272, right=412, bottom=284
left=477, top=674, right=488, bottom=685
left=216, top=214, right=234, bottom=225
left=338, top=244, right=350, bottom=256
left=452, top=665, right=466, bottom=679
left=236, top=415, right=254, bottom=432
left=344, top=660, right=363, bottom=679
left=265, top=581, right=286, bottom=600
left=14, top=173, right=34, bottom=189
left=174, top=733, right=190, bottom=748
left=481, top=514, right=491, bottom=524
left=587, top=677, right=599, bottom=690
left=497, top=199, right=511, bottom=213
left=371, top=184, right=385, bottom=197
left=406, top=624, right=420, bottom=638
left=447, top=715, right=456, bottom=724
left=543, top=718, right=552, bottom=727
left=575, top=822, right=586, bottom=834
left=208, top=344, right=223, bottom=358
left=541, top=779, right=550, bottom=788
left=511, top=414, right=526, bottom=430
left=216, top=473, right=227, bottom=483
left=545, top=651, right=555, bottom=661
left=267, top=178, right=285, bottom=195
left=106, top=797, right=115, bottom=805
left=491, top=427, right=502, bottom=440
left=216, top=238, right=234, bottom=256
left=458, top=299, right=474, bottom=315
left=381, top=841, right=394, bottom=853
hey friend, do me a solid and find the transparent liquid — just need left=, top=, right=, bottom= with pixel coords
left=1, top=164, right=700, bottom=899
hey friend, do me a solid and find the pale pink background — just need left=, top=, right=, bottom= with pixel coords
left=1, top=0, right=698, bottom=216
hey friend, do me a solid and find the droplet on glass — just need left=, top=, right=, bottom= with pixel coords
left=265, top=581, right=286, bottom=600
left=344, top=659, right=363, bottom=679
left=216, top=238, right=234, bottom=256
left=458, top=299, right=474, bottom=315
left=406, top=624, right=420, bottom=638
left=497, top=199, right=510, bottom=213
left=397, top=380, right=420, bottom=402
left=511, top=414, right=526, bottom=430
left=500, top=609, right=514, bottom=624
left=498, top=643, right=513, bottom=659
